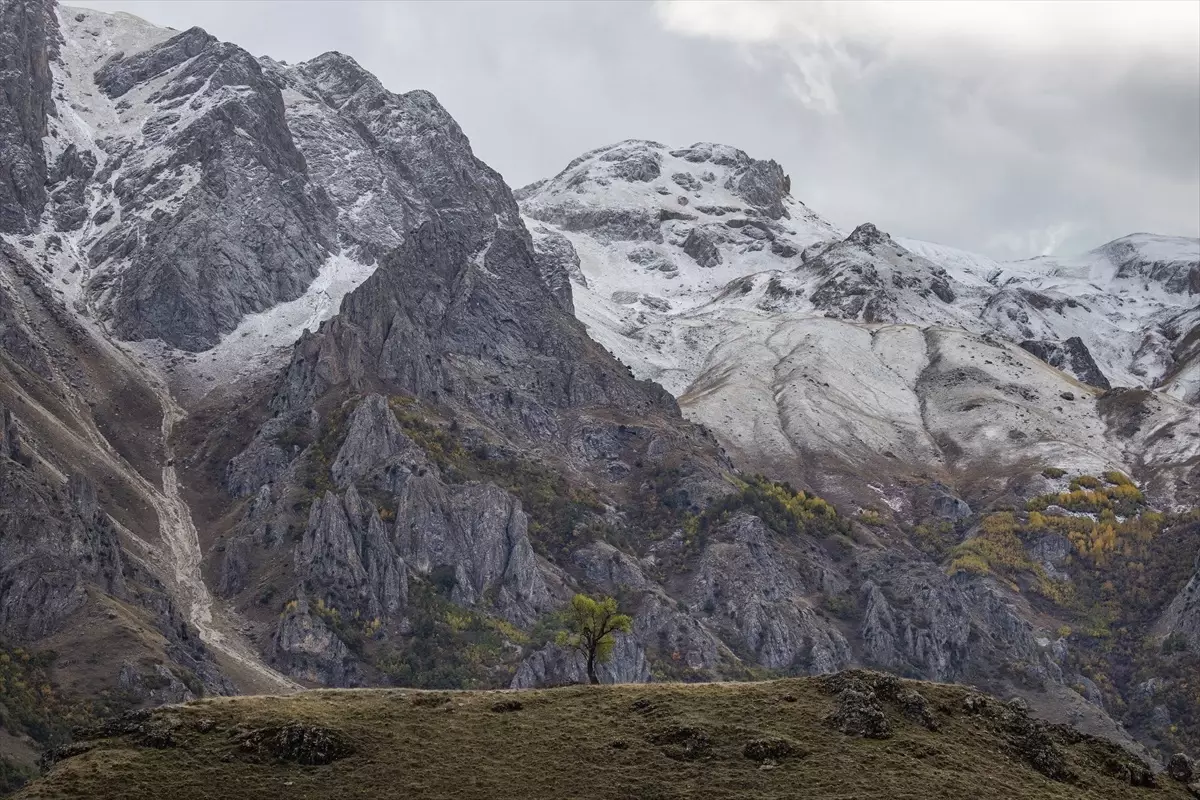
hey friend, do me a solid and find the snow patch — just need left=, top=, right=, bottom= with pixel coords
left=129, top=252, right=376, bottom=399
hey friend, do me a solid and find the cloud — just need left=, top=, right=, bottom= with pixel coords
left=78, top=0, right=1199, bottom=260
left=653, top=0, right=1200, bottom=257
left=654, top=1, right=1199, bottom=59
left=654, top=0, right=1200, bottom=116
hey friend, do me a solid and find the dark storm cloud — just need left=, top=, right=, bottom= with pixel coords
left=79, top=0, right=1199, bottom=259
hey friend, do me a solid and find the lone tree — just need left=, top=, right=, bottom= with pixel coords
left=557, top=593, right=633, bottom=685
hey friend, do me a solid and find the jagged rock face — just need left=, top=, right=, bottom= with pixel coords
left=226, top=390, right=563, bottom=671
left=0, top=461, right=126, bottom=640
left=1162, top=541, right=1200, bottom=652
left=687, top=514, right=851, bottom=673
left=1099, top=235, right=1199, bottom=296
left=805, top=224, right=962, bottom=324
left=682, top=226, right=722, bottom=268
left=1019, top=337, right=1111, bottom=390
left=263, top=51, right=516, bottom=265
left=528, top=225, right=582, bottom=313
left=329, top=394, right=429, bottom=493
left=0, top=400, right=231, bottom=698
left=569, top=541, right=734, bottom=674
left=1153, top=307, right=1200, bottom=405
left=393, top=476, right=551, bottom=626
left=273, top=218, right=681, bottom=445
left=296, top=487, right=407, bottom=621
left=0, top=0, right=54, bottom=234
left=856, top=557, right=970, bottom=682
left=272, top=593, right=364, bottom=687
left=82, top=24, right=333, bottom=351
left=46, top=143, right=96, bottom=230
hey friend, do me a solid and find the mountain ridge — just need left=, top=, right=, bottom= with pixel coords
left=0, top=3, right=1197, bottom=793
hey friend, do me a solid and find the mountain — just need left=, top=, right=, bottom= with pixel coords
left=520, top=139, right=1200, bottom=507
left=0, top=1, right=1197, bottom=793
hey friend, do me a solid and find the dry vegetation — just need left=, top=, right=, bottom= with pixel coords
left=18, top=674, right=1194, bottom=800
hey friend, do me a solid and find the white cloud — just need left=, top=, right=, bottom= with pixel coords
left=987, top=222, right=1080, bottom=259
left=655, top=1, right=1199, bottom=59
left=655, top=0, right=1200, bottom=113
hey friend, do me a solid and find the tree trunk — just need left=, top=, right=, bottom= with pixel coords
left=586, top=651, right=600, bottom=685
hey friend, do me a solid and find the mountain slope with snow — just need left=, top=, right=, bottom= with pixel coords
left=2, top=3, right=1200, bottom=784
left=519, top=143, right=1200, bottom=507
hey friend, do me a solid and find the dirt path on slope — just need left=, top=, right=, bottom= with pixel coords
left=148, top=375, right=302, bottom=694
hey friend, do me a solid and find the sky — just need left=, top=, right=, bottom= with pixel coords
left=78, top=0, right=1200, bottom=260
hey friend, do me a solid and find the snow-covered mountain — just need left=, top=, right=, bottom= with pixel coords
left=2, top=2, right=1199, bottom=779
left=518, top=139, right=1200, bottom=506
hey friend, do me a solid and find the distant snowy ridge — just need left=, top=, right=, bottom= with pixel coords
left=519, top=139, right=1200, bottom=505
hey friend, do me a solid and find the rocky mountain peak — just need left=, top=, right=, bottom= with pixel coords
left=801, top=223, right=961, bottom=323
left=1, top=2, right=1199, bottom=781
left=92, top=25, right=216, bottom=98
left=844, top=221, right=891, bottom=249
left=290, top=50, right=383, bottom=109
left=1093, top=233, right=1199, bottom=295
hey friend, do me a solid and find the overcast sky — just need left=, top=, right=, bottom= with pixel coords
left=80, top=0, right=1199, bottom=260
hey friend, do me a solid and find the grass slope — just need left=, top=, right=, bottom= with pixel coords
left=19, top=672, right=1193, bottom=800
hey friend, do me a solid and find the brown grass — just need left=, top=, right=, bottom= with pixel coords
left=19, top=676, right=1190, bottom=800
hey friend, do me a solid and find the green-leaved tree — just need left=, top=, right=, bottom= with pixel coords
left=557, top=594, right=633, bottom=685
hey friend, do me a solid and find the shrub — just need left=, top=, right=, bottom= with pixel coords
left=697, top=474, right=845, bottom=541
left=1042, top=467, right=1067, bottom=479
left=911, top=519, right=956, bottom=558
left=1102, top=470, right=1134, bottom=486
left=857, top=509, right=887, bottom=527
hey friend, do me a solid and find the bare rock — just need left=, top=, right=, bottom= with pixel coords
left=682, top=227, right=722, bottom=268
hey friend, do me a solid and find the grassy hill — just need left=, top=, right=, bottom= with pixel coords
left=18, top=671, right=1196, bottom=800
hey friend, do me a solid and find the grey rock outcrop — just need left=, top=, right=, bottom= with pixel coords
left=0, top=0, right=54, bottom=233
left=857, top=565, right=970, bottom=682
left=224, top=415, right=298, bottom=498
left=1099, top=236, right=1199, bottom=296
left=529, top=224, right=583, bottom=313
left=86, top=25, right=334, bottom=350
left=0, top=462, right=127, bottom=641
left=117, top=661, right=197, bottom=706
left=599, top=143, right=662, bottom=183
left=916, top=481, right=972, bottom=520
left=1161, top=544, right=1200, bottom=652
left=805, top=224, right=961, bottom=323
left=395, top=476, right=551, bottom=625
left=687, top=514, right=851, bottom=672
left=296, top=486, right=407, bottom=620
left=570, top=541, right=734, bottom=674
left=1019, top=337, right=1111, bottom=390
left=330, top=394, right=428, bottom=493
left=730, top=158, right=790, bottom=220
left=46, top=143, right=96, bottom=230
left=272, top=592, right=364, bottom=686
left=626, top=245, right=676, bottom=273
left=682, top=226, right=722, bottom=268
left=272, top=217, right=682, bottom=446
